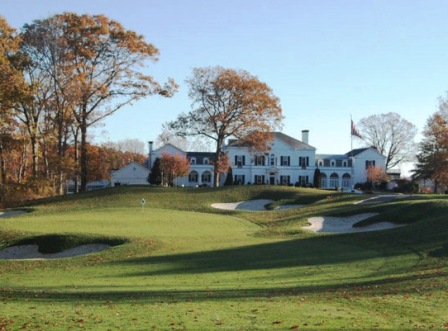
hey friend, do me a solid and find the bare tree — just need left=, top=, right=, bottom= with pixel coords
left=356, top=112, right=417, bottom=170
left=103, top=138, right=146, bottom=155
left=156, top=123, right=212, bottom=152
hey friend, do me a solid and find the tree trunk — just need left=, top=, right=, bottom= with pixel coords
left=30, top=136, right=39, bottom=178
left=17, top=141, right=28, bottom=183
left=80, top=111, right=88, bottom=192
left=213, top=136, right=223, bottom=188
left=74, top=126, right=79, bottom=193
left=57, top=119, right=64, bottom=195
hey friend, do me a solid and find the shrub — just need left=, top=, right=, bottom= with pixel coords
left=392, top=179, right=419, bottom=193
left=0, top=179, right=55, bottom=209
left=294, top=182, right=300, bottom=187
left=354, top=182, right=373, bottom=191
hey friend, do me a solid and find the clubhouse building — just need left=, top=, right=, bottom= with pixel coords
left=111, top=131, right=387, bottom=189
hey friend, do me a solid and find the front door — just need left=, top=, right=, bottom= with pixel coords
left=270, top=176, right=275, bottom=185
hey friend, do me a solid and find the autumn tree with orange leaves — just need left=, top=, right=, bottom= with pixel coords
left=21, top=13, right=178, bottom=191
left=366, top=165, right=388, bottom=187
left=168, top=66, right=283, bottom=187
left=0, top=16, right=23, bottom=184
left=160, top=151, right=190, bottom=187
left=413, top=113, right=448, bottom=193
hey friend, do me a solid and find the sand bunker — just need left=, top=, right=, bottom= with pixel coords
left=302, top=213, right=403, bottom=233
left=211, top=200, right=303, bottom=212
left=0, top=210, right=27, bottom=218
left=0, top=244, right=111, bottom=260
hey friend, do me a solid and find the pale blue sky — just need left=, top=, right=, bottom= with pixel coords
left=3, top=0, right=448, bottom=173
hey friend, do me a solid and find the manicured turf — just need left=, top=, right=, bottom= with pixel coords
left=0, top=186, right=448, bottom=329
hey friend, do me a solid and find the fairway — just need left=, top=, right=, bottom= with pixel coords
left=1, top=186, right=448, bottom=330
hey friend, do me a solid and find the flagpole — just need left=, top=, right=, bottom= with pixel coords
left=350, top=115, right=354, bottom=189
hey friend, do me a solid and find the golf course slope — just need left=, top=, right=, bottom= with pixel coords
left=0, top=185, right=447, bottom=329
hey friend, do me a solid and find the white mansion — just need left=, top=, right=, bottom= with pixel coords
left=111, top=130, right=387, bottom=189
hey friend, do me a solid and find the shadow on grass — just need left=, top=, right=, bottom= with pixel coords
left=113, top=229, right=426, bottom=278
left=3, top=270, right=446, bottom=304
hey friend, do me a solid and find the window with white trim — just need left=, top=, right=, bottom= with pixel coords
left=203, top=158, right=209, bottom=165
left=189, top=171, right=198, bottom=182
left=254, top=175, right=265, bottom=184
left=281, top=156, right=290, bottom=166
left=329, top=173, right=339, bottom=188
left=321, top=173, right=327, bottom=188
left=255, top=155, right=265, bottom=166
left=342, top=173, right=351, bottom=188
left=234, top=175, right=245, bottom=185
left=280, top=175, right=290, bottom=185
left=299, top=156, right=309, bottom=168
left=190, top=157, right=196, bottom=165
left=298, top=175, right=309, bottom=185
left=202, top=171, right=211, bottom=182
left=365, top=160, right=376, bottom=169
left=235, top=155, right=245, bottom=167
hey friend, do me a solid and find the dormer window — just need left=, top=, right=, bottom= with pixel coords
left=318, top=161, right=323, bottom=167
left=331, top=161, right=335, bottom=167
left=203, top=158, right=209, bottom=165
left=343, top=161, right=347, bottom=167
left=190, top=157, right=196, bottom=165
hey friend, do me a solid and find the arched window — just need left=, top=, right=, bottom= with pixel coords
left=190, top=157, right=196, bottom=165
left=329, top=173, right=339, bottom=188
left=342, top=173, right=351, bottom=188
left=189, top=171, right=198, bottom=183
left=331, top=160, right=335, bottom=167
left=343, top=161, right=348, bottom=167
left=321, top=173, right=327, bottom=188
left=202, top=171, right=211, bottom=183
left=203, top=158, right=209, bottom=165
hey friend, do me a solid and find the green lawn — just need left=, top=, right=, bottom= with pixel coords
left=1, top=186, right=448, bottom=330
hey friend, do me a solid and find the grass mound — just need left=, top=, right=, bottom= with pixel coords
left=10, top=234, right=128, bottom=254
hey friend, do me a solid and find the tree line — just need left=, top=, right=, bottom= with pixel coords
left=0, top=13, right=176, bottom=202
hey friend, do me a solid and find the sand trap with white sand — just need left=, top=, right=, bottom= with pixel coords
left=302, top=213, right=404, bottom=233
left=0, top=211, right=112, bottom=259
left=0, top=210, right=27, bottom=218
left=0, top=244, right=111, bottom=260
left=211, top=200, right=303, bottom=212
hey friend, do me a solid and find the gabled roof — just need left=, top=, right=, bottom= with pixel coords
left=152, top=143, right=186, bottom=154
left=345, top=148, right=370, bottom=157
left=111, top=162, right=150, bottom=173
left=228, top=132, right=316, bottom=150
left=345, top=147, right=386, bottom=158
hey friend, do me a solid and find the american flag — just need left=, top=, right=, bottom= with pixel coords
left=351, top=120, right=362, bottom=138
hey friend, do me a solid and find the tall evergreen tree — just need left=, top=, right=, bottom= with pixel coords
left=313, top=168, right=322, bottom=188
left=224, top=166, right=233, bottom=186
left=147, top=157, right=163, bottom=185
